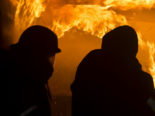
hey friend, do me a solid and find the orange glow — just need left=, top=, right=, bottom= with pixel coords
left=104, top=0, right=155, bottom=10
left=147, top=42, right=155, bottom=82
left=13, top=0, right=155, bottom=87
left=9, top=0, right=18, bottom=6
left=14, top=0, right=45, bottom=35
left=138, top=33, right=155, bottom=83
left=51, top=5, right=127, bottom=38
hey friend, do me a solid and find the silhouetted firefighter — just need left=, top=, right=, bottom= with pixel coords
left=71, top=25, right=155, bottom=116
left=7, top=25, right=61, bottom=116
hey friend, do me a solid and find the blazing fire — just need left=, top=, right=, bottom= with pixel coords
left=104, top=0, right=155, bottom=10
left=14, top=0, right=46, bottom=35
left=138, top=33, right=155, bottom=84
left=11, top=0, right=155, bottom=86
left=147, top=42, right=155, bottom=79
left=51, top=5, right=127, bottom=38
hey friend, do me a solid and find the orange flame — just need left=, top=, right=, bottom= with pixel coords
left=147, top=42, right=155, bottom=81
left=14, top=0, right=45, bottom=37
left=51, top=5, right=127, bottom=38
left=13, top=0, right=155, bottom=86
left=104, top=0, right=155, bottom=10
left=138, top=33, right=155, bottom=84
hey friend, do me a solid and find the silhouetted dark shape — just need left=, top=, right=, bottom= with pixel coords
left=71, top=25, right=155, bottom=116
left=7, top=25, right=61, bottom=116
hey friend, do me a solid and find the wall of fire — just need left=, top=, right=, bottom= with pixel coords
left=1, top=0, right=155, bottom=95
